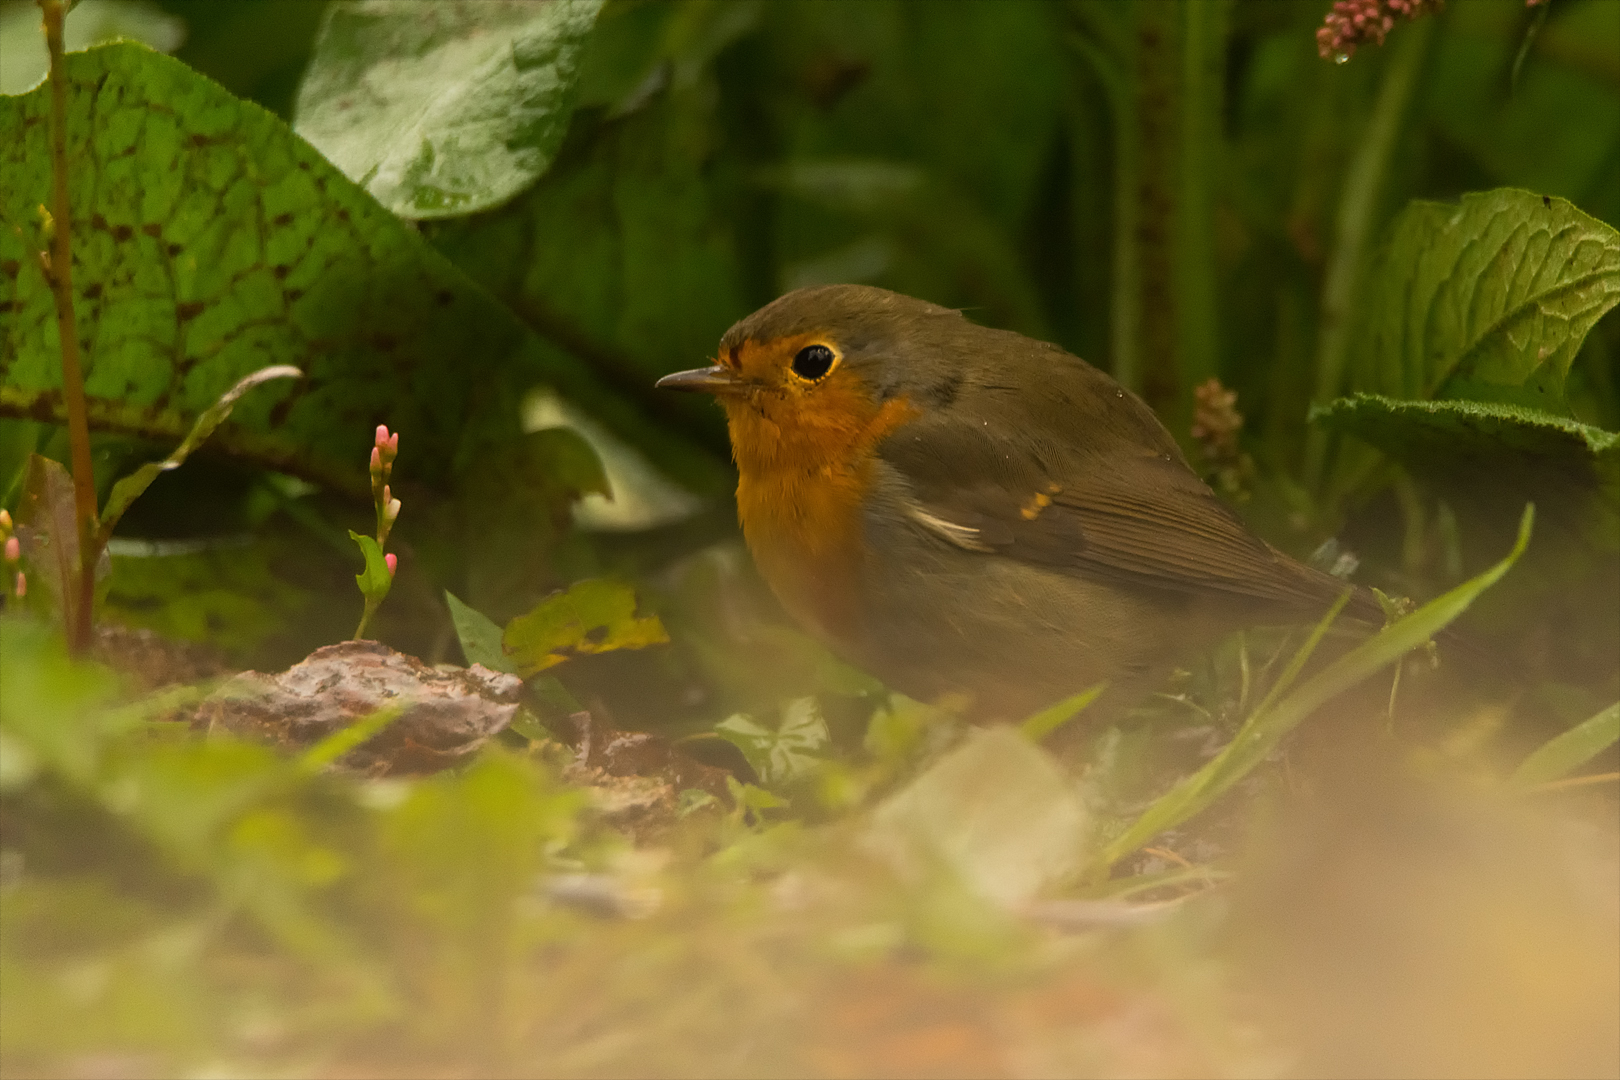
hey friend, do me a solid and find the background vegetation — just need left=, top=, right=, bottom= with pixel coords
left=0, top=0, right=1616, bottom=1076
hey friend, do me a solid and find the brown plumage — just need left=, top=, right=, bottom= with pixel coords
left=659, top=284, right=1378, bottom=721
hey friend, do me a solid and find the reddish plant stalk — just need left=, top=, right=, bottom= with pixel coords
left=38, top=0, right=98, bottom=651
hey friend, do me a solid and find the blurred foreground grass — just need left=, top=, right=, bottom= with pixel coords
left=2, top=610, right=1615, bottom=1079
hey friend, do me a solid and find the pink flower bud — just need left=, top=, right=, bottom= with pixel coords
left=376, top=424, right=390, bottom=447
left=3, top=537, right=17, bottom=563
left=370, top=446, right=382, bottom=473
left=384, top=553, right=397, bottom=577
left=13, top=572, right=24, bottom=598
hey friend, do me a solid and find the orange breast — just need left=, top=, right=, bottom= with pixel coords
left=723, top=378, right=918, bottom=643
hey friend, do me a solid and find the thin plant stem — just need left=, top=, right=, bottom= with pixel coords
left=38, top=0, right=98, bottom=653
left=1092, top=11, right=1143, bottom=396
left=1304, top=18, right=1435, bottom=489
left=1510, top=0, right=1550, bottom=94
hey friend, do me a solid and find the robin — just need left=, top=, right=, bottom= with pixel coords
left=657, top=284, right=1379, bottom=722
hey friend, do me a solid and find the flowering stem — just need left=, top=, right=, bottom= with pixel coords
left=37, top=0, right=98, bottom=652
left=0, top=510, right=23, bottom=602
left=353, top=426, right=400, bottom=640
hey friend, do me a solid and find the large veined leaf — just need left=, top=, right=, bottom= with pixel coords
left=1315, top=394, right=1620, bottom=474
left=1350, top=189, right=1620, bottom=408
left=1313, top=395, right=1618, bottom=547
left=0, top=43, right=722, bottom=493
left=501, top=578, right=669, bottom=678
left=294, top=0, right=603, bottom=220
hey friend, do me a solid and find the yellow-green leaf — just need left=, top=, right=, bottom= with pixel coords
left=501, top=578, right=668, bottom=677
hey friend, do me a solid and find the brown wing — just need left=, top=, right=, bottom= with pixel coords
left=878, top=408, right=1372, bottom=619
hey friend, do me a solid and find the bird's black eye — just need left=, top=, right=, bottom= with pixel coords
left=791, top=344, right=836, bottom=382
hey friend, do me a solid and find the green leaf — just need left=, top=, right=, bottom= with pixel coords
left=501, top=578, right=668, bottom=678
left=348, top=531, right=392, bottom=604
left=1314, top=394, right=1620, bottom=470
left=508, top=706, right=549, bottom=743
left=444, top=590, right=516, bottom=675
left=1511, top=702, right=1620, bottom=788
left=863, top=696, right=934, bottom=764
left=1101, top=504, right=1536, bottom=868
left=0, top=43, right=720, bottom=494
left=676, top=788, right=720, bottom=817
left=528, top=675, right=583, bottom=716
left=714, top=697, right=829, bottom=788
left=97, top=365, right=301, bottom=544
left=1351, top=189, right=1620, bottom=408
left=294, top=0, right=604, bottom=219
left=348, top=529, right=391, bottom=639
left=724, top=775, right=788, bottom=820
left=1312, top=395, right=1619, bottom=547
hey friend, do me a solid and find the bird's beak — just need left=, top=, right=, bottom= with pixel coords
left=655, top=365, right=745, bottom=396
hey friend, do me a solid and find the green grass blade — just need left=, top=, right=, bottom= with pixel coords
left=297, top=703, right=406, bottom=775
left=1511, top=702, right=1620, bottom=788
left=1021, top=683, right=1107, bottom=742
left=1245, top=588, right=1353, bottom=725
left=1100, top=503, right=1535, bottom=868
left=444, top=590, right=516, bottom=674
